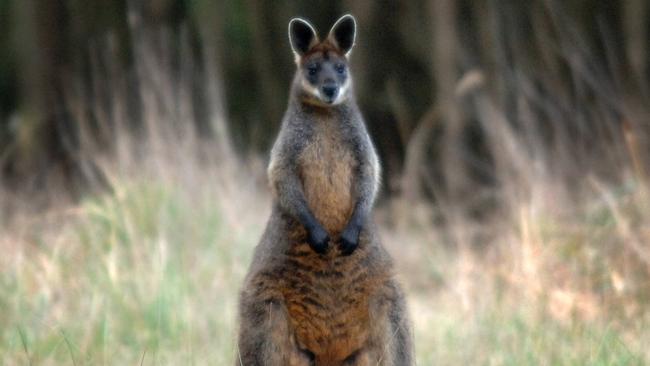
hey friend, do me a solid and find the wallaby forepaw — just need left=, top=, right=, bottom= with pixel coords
left=308, top=225, right=330, bottom=254
left=339, top=226, right=360, bottom=256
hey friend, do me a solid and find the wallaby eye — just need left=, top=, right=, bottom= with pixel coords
left=335, top=64, right=346, bottom=74
left=307, top=64, right=318, bottom=76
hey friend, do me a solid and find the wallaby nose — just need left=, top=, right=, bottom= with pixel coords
left=321, top=84, right=338, bottom=100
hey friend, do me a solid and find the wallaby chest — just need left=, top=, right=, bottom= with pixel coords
left=298, top=116, right=356, bottom=235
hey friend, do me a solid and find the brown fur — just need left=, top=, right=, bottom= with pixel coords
left=237, top=219, right=407, bottom=365
left=300, top=41, right=343, bottom=65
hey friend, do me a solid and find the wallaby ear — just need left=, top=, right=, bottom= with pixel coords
left=328, top=14, right=356, bottom=56
left=289, top=18, right=319, bottom=58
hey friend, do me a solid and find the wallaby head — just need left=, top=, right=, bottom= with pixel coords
left=288, top=15, right=356, bottom=106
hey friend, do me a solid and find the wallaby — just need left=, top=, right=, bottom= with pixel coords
left=236, top=15, right=414, bottom=366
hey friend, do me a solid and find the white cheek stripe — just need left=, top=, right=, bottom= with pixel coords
left=332, top=78, right=351, bottom=105
left=301, top=77, right=322, bottom=99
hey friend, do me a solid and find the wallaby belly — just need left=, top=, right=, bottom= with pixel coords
left=281, top=242, right=380, bottom=363
left=299, top=126, right=355, bottom=234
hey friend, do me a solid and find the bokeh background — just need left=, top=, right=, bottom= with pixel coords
left=1, top=0, right=649, bottom=364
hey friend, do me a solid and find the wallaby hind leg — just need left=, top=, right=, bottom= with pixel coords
left=365, top=281, right=414, bottom=366
left=386, top=289, right=414, bottom=365
left=237, top=297, right=311, bottom=366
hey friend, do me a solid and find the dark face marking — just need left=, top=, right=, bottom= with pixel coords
left=301, top=52, right=349, bottom=104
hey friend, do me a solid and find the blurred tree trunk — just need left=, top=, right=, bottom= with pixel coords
left=0, top=0, right=17, bottom=156
left=430, top=0, right=463, bottom=205
left=621, top=0, right=650, bottom=184
left=623, top=0, right=647, bottom=84
left=10, top=0, right=77, bottom=188
left=245, top=0, right=284, bottom=148
left=192, top=0, right=233, bottom=157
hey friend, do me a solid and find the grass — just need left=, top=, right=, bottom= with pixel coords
left=413, top=301, right=647, bottom=365
left=1, top=169, right=649, bottom=365
left=0, top=179, right=260, bottom=364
